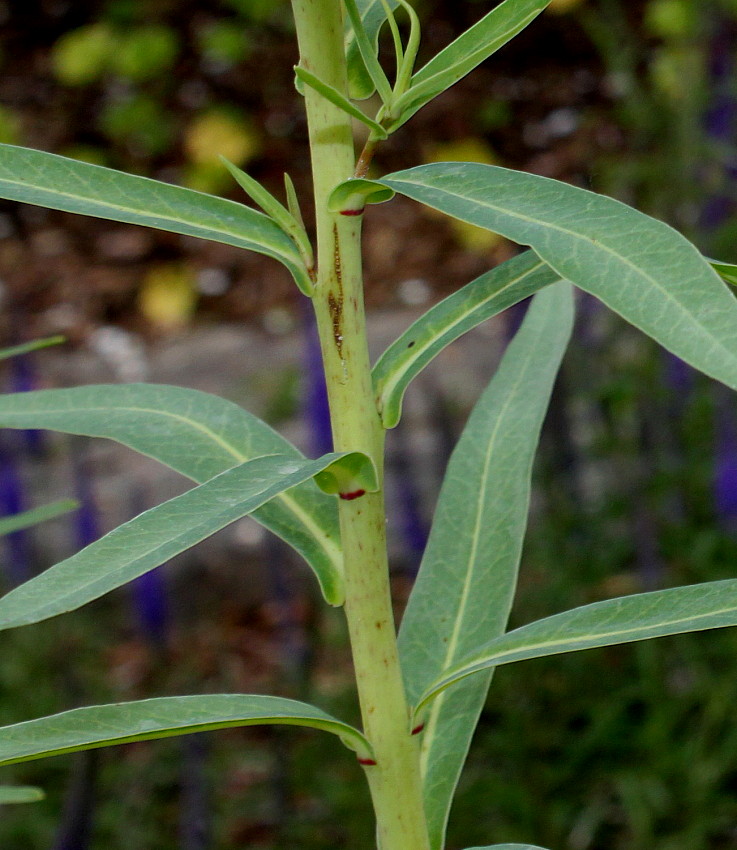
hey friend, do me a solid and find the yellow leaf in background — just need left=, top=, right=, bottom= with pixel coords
left=450, top=218, right=504, bottom=254
left=60, top=146, right=108, bottom=166
left=182, top=162, right=232, bottom=194
left=423, top=137, right=504, bottom=255
left=184, top=110, right=261, bottom=167
left=137, top=264, right=198, bottom=331
left=644, top=0, right=697, bottom=39
left=51, top=23, right=116, bottom=86
left=649, top=45, right=699, bottom=102
left=547, top=0, right=586, bottom=12
left=0, top=105, right=21, bottom=146
left=425, top=137, right=497, bottom=168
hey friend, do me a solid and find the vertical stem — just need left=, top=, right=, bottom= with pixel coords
left=290, top=2, right=430, bottom=849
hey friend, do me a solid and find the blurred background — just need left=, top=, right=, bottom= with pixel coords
left=1, top=0, right=737, bottom=847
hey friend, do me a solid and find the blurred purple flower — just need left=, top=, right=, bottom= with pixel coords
left=663, top=352, right=693, bottom=398
left=8, top=354, right=44, bottom=456
left=128, top=485, right=169, bottom=647
left=714, top=393, right=737, bottom=526
left=302, top=305, right=333, bottom=456
left=131, top=567, right=169, bottom=647
left=0, top=436, right=31, bottom=584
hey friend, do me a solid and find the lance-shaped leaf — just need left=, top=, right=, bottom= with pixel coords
left=398, top=284, right=573, bottom=850
left=380, top=163, right=737, bottom=393
left=0, top=786, right=44, bottom=805
left=0, top=144, right=312, bottom=294
left=417, top=578, right=737, bottom=716
left=389, top=0, right=551, bottom=131
left=464, top=845, right=550, bottom=850
left=0, top=694, right=372, bottom=766
left=345, top=0, right=399, bottom=99
left=294, top=65, right=388, bottom=138
left=0, top=451, right=375, bottom=628
left=372, top=250, right=563, bottom=428
left=0, top=499, right=78, bottom=537
left=220, top=156, right=314, bottom=270
left=0, top=336, right=65, bottom=362
left=712, top=259, right=737, bottom=287
left=0, top=384, right=343, bottom=604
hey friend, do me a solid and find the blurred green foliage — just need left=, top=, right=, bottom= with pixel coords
left=99, top=93, right=175, bottom=157
left=198, top=21, right=252, bottom=67
left=0, top=105, right=20, bottom=146
left=51, top=23, right=118, bottom=87
left=579, top=0, right=737, bottom=259
left=111, top=25, right=180, bottom=82
left=53, top=21, right=181, bottom=86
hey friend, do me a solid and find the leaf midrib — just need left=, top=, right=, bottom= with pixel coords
left=411, top=4, right=543, bottom=89
left=375, top=257, right=549, bottom=412
left=0, top=172, right=297, bottom=265
left=418, top=332, right=536, bottom=776
left=2, top=459, right=317, bottom=627
left=430, top=594, right=737, bottom=699
left=1, top=403, right=342, bottom=572
left=387, top=173, right=736, bottom=367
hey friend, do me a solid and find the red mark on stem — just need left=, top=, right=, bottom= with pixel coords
left=411, top=723, right=425, bottom=736
left=339, top=489, right=366, bottom=501
left=357, top=757, right=377, bottom=766
left=339, top=208, right=364, bottom=216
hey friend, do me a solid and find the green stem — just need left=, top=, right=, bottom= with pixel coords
left=290, top=2, right=430, bottom=849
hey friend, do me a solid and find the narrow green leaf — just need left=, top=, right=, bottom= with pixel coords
left=0, top=144, right=312, bottom=293
left=0, top=499, right=78, bottom=537
left=391, top=0, right=551, bottom=130
left=380, top=0, right=405, bottom=76
left=380, top=164, right=737, bottom=394
left=418, top=578, right=737, bottom=716
left=0, top=786, right=45, bottom=805
left=0, top=336, right=65, bottom=362
left=0, top=384, right=343, bottom=603
left=284, top=172, right=306, bottom=232
left=294, top=65, right=387, bottom=139
left=372, top=250, right=563, bottom=428
left=399, top=285, right=573, bottom=850
left=0, top=694, right=372, bottom=766
left=220, top=156, right=314, bottom=271
left=0, top=452, right=364, bottom=627
left=345, top=0, right=400, bottom=100
left=343, top=0, right=395, bottom=104
left=220, top=156, right=295, bottom=227
left=391, top=0, right=421, bottom=98
left=711, top=259, right=737, bottom=286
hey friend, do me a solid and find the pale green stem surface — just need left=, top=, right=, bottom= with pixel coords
left=290, top=2, right=430, bottom=849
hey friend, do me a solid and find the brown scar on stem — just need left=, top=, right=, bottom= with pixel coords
left=328, top=222, right=344, bottom=359
left=411, top=723, right=425, bottom=736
